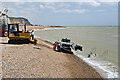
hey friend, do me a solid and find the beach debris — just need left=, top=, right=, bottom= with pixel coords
left=53, top=38, right=83, bottom=54
left=33, top=46, right=41, bottom=50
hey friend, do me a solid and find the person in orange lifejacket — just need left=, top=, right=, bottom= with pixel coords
left=53, top=41, right=60, bottom=51
left=53, top=42, right=56, bottom=51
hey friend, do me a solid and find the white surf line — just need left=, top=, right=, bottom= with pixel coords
left=73, top=53, right=118, bottom=78
left=34, top=27, right=66, bottom=31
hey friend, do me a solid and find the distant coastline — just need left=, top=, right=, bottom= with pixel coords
left=50, top=26, right=65, bottom=28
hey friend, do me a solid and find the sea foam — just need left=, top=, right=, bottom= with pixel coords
left=74, top=52, right=118, bottom=78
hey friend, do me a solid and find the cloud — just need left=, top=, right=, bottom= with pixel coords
left=1, top=2, right=117, bottom=17
left=1, top=1, right=117, bottom=26
left=2, top=2, right=40, bottom=18
left=96, top=10, right=104, bottom=12
left=89, top=0, right=101, bottom=7
left=41, top=2, right=88, bottom=13
left=76, top=0, right=101, bottom=7
left=39, top=2, right=87, bottom=14
left=98, top=0, right=119, bottom=2
left=40, top=4, right=44, bottom=9
left=54, top=9, right=87, bottom=14
left=0, top=0, right=119, bottom=2
left=43, top=2, right=56, bottom=9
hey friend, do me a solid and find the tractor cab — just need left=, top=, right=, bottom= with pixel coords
left=8, top=23, right=37, bottom=44
left=8, top=23, right=19, bottom=37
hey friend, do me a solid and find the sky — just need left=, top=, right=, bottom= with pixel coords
left=0, top=1, right=118, bottom=26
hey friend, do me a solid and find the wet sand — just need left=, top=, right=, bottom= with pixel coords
left=1, top=26, right=103, bottom=78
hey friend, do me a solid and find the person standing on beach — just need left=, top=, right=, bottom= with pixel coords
left=30, top=30, right=34, bottom=40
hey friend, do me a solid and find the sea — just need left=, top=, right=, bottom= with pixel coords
left=34, top=26, right=118, bottom=78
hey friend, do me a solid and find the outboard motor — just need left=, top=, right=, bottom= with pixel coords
left=75, top=45, right=83, bottom=51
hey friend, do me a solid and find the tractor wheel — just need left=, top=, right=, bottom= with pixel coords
left=8, top=40, right=14, bottom=44
left=24, top=39, right=30, bottom=44
left=8, top=40, right=11, bottom=44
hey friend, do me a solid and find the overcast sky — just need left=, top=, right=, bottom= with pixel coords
left=1, top=1, right=118, bottom=26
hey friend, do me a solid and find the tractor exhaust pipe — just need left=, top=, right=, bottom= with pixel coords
left=24, top=23, right=26, bottom=32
